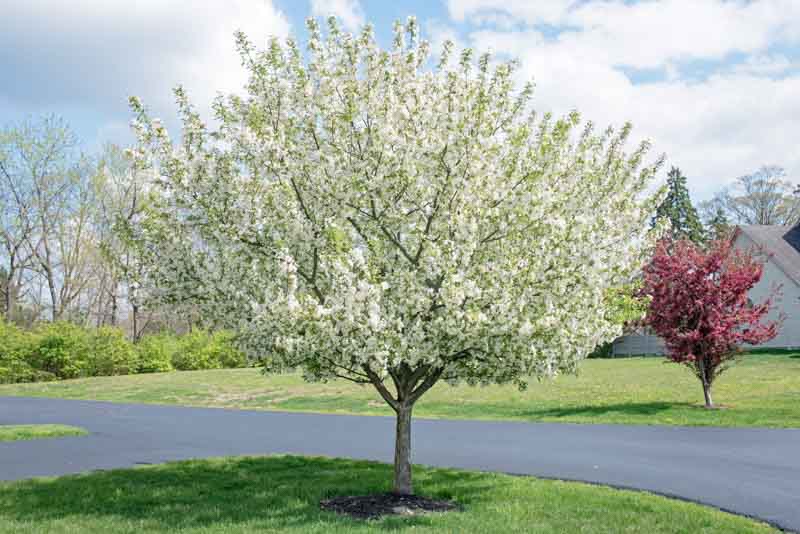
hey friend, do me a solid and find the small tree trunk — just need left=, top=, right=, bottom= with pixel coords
left=3, top=275, right=18, bottom=320
left=393, top=404, right=413, bottom=495
left=2, top=273, right=11, bottom=318
left=697, top=356, right=714, bottom=408
left=110, top=291, right=118, bottom=327
left=702, top=382, right=714, bottom=409
left=131, top=302, right=139, bottom=342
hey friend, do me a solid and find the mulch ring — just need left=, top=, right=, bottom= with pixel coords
left=320, top=493, right=461, bottom=520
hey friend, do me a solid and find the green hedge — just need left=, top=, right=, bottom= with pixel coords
left=171, top=330, right=247, bottom=370
left=30, top=322, right=92, bottom=379
left=88, top=327, right=140, bottom=377
left=0, top=320, right=54, bottom=383
left=0, top=319, right=247, bottom=384
left=136, top=333, right=176, bottom=373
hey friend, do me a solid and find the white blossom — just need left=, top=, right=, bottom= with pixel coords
left=127, top=16, right=665, bottom=399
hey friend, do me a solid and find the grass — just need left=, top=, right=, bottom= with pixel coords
left=0, top=455, right=778, bottom=533
left=1, top=353, right=798, bottom=428
left=0, top=424, right=88, bottom=442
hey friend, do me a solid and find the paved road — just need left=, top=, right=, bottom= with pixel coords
left=1, top=397, right=799, bottom=532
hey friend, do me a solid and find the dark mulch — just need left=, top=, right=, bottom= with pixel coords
left=320, top=493, right=461, bottom=520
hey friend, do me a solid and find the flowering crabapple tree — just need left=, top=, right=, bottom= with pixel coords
left=127, top=17, right=664, bottom=495
left=641, top=238, right=779, bottom=408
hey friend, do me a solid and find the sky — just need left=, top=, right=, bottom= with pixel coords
left=2, top=0, right=799, bottom=201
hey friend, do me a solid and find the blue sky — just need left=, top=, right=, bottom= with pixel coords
left=2, top=0, right=799, bottom=201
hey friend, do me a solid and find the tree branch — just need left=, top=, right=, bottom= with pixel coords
left=408, top=366, right=444, bottom=404
left=362, top=365, right=400, bottom=411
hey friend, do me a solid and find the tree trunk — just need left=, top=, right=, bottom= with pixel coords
left=702, top=382, right=714, bottom=409
left=363, top=364, right=443, bottom=496
left=110, top=291, right=118, bottom=327
left=131, top=302, right=139, bottom=343
left=698, top=357, right=714, bottom=408
left=2, top=273, right=10, bottom=318
left=47, top=274, right=59, bottom=321
left=393, top=404, right=413, bottom=495
left=2, top=274, right=16, bottom=320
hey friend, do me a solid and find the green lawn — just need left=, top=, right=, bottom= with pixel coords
left=1, top=353, right=798, bottom=427
left=0, top=424, right=88, bottom=442
left=0, top=455, right=777, bottom=533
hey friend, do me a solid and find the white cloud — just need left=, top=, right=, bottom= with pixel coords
left=447, top=0, right=577, bottom=26
left=732, top=54, right=794, bottom=77
left=1, top=0, right=290, bottom=136
left=445, top=0, right=800, bottom=199
left=310, top=0, right=365, bottom=32
left=451, top=0, right=793, bottom=68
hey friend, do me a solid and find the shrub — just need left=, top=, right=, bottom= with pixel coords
left=212, top=331, right=247, bottom=368
left=135, top=333, right=176, bottom=373
left=0, top=319, right=29, bottom=382
left=587, top=342, right=614, bottom=358
left=0, top=319, right=54, bottom=383
left=29, top=322, right=91, bottom=379
left=86, top=327, right=138, bottom=376
left=171, top=330, right=217, bottom=370
left=1, top=320, right=246, bottom=382
left=171, top=329, right=246, bottom=370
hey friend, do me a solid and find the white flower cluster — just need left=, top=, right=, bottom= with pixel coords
left=127, top=17, right=664, bottom=394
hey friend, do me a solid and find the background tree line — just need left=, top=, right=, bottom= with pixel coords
left=0, top=117, right=253, bottom=384
left=0, top=116, right=195, bottom=337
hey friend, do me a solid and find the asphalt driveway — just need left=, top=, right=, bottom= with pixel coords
left=1, top=396, right=798, bottom=531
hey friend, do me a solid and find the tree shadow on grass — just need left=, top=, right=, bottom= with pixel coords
left=520, top=401, right=687, bottom=420
left=0, top=455, right=493, bottom=532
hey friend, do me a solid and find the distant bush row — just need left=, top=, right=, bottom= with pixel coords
left=0, top=320, right=247, bottom=384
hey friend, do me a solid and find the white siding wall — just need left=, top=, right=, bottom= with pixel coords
left=612, top=333, right=664, bottom=356
left=734, top=233, right=800, bottom=349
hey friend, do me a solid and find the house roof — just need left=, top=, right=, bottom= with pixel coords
left=736, top=224, right=800, bottom=287
left=784, top=224, right=800, bottom=254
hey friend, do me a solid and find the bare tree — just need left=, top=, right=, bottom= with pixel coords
left=0, top=120, right=50, bottom=319
left=1, top=119, right=168, bottom=334
left=705, top=166, right=800, bottom=226
left=0, top=117, right=103, bottom=322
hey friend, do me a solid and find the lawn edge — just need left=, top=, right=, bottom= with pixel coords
left=0, top=393, right=796, bottom=430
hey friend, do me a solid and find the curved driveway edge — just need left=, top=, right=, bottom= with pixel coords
left=1, top=396, right=798, bottom=531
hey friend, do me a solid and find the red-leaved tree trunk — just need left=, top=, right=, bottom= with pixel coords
left=640, top=238, right=780, bottom=408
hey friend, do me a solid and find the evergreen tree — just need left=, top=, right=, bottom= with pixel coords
left=707, top=206, right=732, bottom=242
left=654, top=167, right=705, bottom=243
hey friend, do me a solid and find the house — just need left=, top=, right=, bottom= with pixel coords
left=732, top=224, right=800, bottom=348
left=611, top=223, right=800, bottom=356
